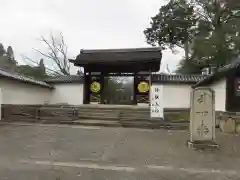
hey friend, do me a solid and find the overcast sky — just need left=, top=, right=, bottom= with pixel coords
left=0, top=0, right=184, bottom=74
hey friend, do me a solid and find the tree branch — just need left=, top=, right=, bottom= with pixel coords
left=34, top=32, right=71, bottom=75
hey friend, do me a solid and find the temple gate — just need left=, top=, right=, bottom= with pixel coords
left=70, top=48, right=162, bottom=105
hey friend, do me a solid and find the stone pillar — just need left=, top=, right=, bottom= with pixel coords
left=188, top=87, right=218, bottom=149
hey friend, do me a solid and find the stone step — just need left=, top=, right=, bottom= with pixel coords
left=83, top=111, right=156, bottom=117
left=78, top=110, right=150, bottom=114
left=78, top=109, right=119, bottom=112
left=77, top=105, right=150, bottom=110
left=72, top=120, right=188, bottom=130
left=77, top=116, right=153, bottom=121
left=78, top=112, right=150, bottom=116
left=120, top=114, right=150, bottom=117
left=71, top=120, right=159, bottom=129
left=120, top=118, right=151, bottom=120
left=3, top=119, right=189, bottom=130
left=120, top=112, right=150, bottom=116
left=77, top=115, right=151, bottom=120
left=120, top=111, right=150, bottom=114
left=78, top=112, right=120, bottom=116
left=72, top=120, right=121, bottom=127
left=76, top=107, right=150, bottom=111
left=78, top=115, right=119, bottom=120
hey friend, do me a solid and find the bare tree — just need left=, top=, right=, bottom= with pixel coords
left=25, top=32, right=71, bottom=76
left=36, top=33, right=70, bottom=75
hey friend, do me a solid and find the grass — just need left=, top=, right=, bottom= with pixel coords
left=165, top=112, right=190, bottom=122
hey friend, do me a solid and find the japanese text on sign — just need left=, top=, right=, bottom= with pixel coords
left=150, top=85, right=163, bottom=118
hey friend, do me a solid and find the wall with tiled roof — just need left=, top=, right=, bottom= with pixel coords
left=152, top=74, right=206, bottom=84
left=45, top=75, right=84, bottom=84
left=0, top=68, right=53, bottom=89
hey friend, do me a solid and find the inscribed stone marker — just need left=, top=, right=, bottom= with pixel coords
left=189, top=87, right=217, bottom=148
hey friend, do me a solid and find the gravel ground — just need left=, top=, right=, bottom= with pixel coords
left=0, top=123, right=240, bottom=180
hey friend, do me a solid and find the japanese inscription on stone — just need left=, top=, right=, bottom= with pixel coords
left=190, top=88, right=215, bottom=142
left=150, top=85, right=163, bottom=118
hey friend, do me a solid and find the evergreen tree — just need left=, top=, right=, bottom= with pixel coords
left=0, top=43, right=5, bottom=56
left=145, top=0, right=240, bottom=74
left=39, top=58, right=46, bottom=74
left=6, top=46, right=15, bottom=61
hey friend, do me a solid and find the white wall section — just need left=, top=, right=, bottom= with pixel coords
left=0, top=75, right=226, bottom=110
left=209, top=78, right=226, bottom=111
left=0, top=78, right=52, bottom=104
left=50, top=83, right=84, bottom=105
left=162, top=84, right=192, bottom=109
left=152, top=79, right=226, bottom=111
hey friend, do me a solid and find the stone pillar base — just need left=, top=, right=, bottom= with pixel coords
left=137, top=103, right=149, bottom=107
left=219, top=118, right=236, bottom=133
left=187, top=140, right=219, bottom=150
left=90, top=102, right=99, bottom=105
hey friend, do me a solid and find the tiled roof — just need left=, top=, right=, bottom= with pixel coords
left=74, top=47, right=162, bottom=63
left=46, top=74, right=206, bottom=85
left=70, top=47, right=162, bottom=72
left=193, top=57, right=240, bottom=88
left=0, top=68, right=53, bottom=89
left=45, top=75, right=84, bottom=84
left=152, top=74, right=206, bottom=84
left=79, top=47, right=162, bottom=53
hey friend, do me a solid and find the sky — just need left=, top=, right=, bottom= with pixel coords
left=0, top=0, right=184, bottom=74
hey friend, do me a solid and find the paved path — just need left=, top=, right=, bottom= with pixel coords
left=1, top=123, right=240, bottom=179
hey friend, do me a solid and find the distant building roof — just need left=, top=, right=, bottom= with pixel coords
left=45, top=75, right=84, bottom=84
left=0, top=68, right=53, bottom=89
left=152, top=74, right=206, bottom=84
left=193, top=57, right=240, bottom=88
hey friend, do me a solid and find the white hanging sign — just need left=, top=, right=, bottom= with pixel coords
left=150, top=85, right=164, bottom=118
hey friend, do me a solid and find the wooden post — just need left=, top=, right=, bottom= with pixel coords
left=83, top=71, right=87, bottom=104
left=100, top=72, right=104, bottom=104
left=133, top=72, right=137, bottom=105
left=149, top=70, right=152, bottom=106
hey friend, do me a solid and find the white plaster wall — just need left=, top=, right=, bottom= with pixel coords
left=0, top=78, right=52, bottom=104
left=161, top=84, right=192, bottom=109
left=50, top=83, right=84, bottom=105
left=152, top=83, right=192, bottom=109
left=209, top=78, right=226, bottom=111
left=153, top=79, right=226, bottom=111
